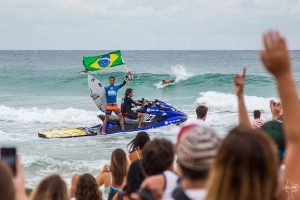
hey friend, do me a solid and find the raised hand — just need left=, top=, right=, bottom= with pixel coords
left=13, top=155, right=29, bottom=200
left=270, top=100, right=282, bottom=120
left=234, top=67, right=246, bottom=97
left=99, top=164, right=110, bottom=174
left=259, top=30, right=291, bottom=79
left=126, top=71, right=132, bottom=84
left=70, top=174, right=80, bottom=198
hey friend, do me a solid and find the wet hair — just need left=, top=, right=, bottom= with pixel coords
left=162, top=80, right=166, bottom=83
left=254, top=110, right=261, bottom=119
left=196, top=105, right=208, bottom=119
left=0, top=161, right=14, bottom=200
left=125, top=88, right=133, bottom=96
left=30, top=174, right=68, bottom=200
left=75, top=173, right=102, bottom=200
left=127, top=131, right=151, bottom=153
left=110, top=148, right=127, bottom=186
left=109, top=77, right=115, bottom=80
left=205, top=125, right=278, bottom=200
left=141, top=138, right=174, bottom=176
left=123, top=160, right=145, bottom=196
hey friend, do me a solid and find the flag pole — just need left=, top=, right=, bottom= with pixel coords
left=121, top=56, right=132, bottom=84
left=121, top=56, right=129, bottom=72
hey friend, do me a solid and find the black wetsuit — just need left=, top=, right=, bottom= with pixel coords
left=121, top=96, right=142, bottom=119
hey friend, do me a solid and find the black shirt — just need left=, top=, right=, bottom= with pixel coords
left=121, top=95, right=142, bottom=114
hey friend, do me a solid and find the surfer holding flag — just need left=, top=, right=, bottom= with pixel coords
left=100, top=73, right=131, bottom=134
left=82, top=50, right=133, bottom=134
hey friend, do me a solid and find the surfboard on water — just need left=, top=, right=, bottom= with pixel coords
left=88, top=74, right=107, bottom=112
left=38, top=128, right=98, bottom=138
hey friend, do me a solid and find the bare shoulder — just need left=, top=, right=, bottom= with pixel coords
left=129, top=150, right=138, bottom=162
left=96, top=171, right=110, bottom=185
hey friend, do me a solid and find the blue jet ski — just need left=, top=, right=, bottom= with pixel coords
left=91, top=99, right=188, bottom=134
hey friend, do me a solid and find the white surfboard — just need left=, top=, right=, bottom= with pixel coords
left=88, top=74, right=107, bottom=112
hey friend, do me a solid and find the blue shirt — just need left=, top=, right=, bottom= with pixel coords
left=104, top=79, right=126, bottom=104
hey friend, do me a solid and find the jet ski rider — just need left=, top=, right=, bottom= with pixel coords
left=121, top=88, right=147, bottom=129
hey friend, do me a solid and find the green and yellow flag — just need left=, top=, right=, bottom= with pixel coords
left=82, top=50, right=124, bottom=71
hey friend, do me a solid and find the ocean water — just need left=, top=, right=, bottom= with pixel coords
left=0, top=50, right=299, bottom=188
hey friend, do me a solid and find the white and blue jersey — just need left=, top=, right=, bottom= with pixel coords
left=104, top=79, right=126, bottom=104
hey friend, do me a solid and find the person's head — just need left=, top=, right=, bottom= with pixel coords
left=196, top=105, right=208, bottom=120
left=123, top=160, right=145, bottom=196
left=109, top=77, right=115, bottom=85
left=110, top=148, right=127, bottom=186
left=141, top=138, right=174, bottom=176
left=127, top=131, right=151, bottom=152
left=0, top=161, right=14, bottom=200
left=254, top=110, right=261, bottom=119
left=125, top=88, right=134, bottom=97
left=177, top=126, right=221, bottom=181
left=260, top=120, right=285, bottom=162
left=30, top=174, right=68, bottom=200
left=162, top=80, right=166, bottom=84
left=75, top=173, right=102, bottom=200
left=205, top=125, right=278, bottom=200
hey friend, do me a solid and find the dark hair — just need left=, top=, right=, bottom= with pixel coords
left=30, top=174, right=68, bottom=200
left=75, top=173, right=102, bottom=200
left=0, top=161, right=14, bottom=200
left=179, top=164, right=209, bottom=180
left=196, top=105, right=208, bottom=119
left=127, top=131, right=151, bottom=153
left=109, top=77, right=115, bottom=80
left=254, top=110, right=261, bottom=119
left=141, top=138, right=174, bottom=176
left=125, top=88, right=133, bottom=96
left=162, top=80, right=166, bottom=82
left=110, top=148, right=127, bottom=186
left=123, top=160, right=145, bottom=195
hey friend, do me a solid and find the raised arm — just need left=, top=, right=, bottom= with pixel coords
left=234, top=67, right=252, bottom=128
left=119, top=71, right=132, bottom=88
left=259, top=30, right=300, bottom=200
left=95, top=165, right=110, bottom=187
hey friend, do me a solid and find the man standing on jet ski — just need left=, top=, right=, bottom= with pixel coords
left=101, top=72, right=131, bottom=135
left=121, top=88, right=146, bottom=129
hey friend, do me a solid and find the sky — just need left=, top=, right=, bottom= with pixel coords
left=0, top=0, right=299, bottom=50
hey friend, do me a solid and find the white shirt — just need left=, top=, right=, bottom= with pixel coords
left=162, top=170, right=179, bottom=200
left=185, top=189, right=207, bottom=200
left=188, top=119, right=210, bottom=128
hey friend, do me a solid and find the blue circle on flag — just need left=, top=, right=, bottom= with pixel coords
left=98, top=55, right=110, bottom=67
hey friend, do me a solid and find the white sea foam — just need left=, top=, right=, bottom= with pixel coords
left=21, top=153, right=106, bottom=172
left=195, top=91, right=279, bottom=113
left=0, top=105, right=100, bottom=124
left=155, top=65, right=194, bottom=89
left=171, top=65, right=193, bottom=82
left=20, top=153, right=110, bottom=188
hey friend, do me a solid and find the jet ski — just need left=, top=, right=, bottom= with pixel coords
left=92, top=99, right=188, bottom=134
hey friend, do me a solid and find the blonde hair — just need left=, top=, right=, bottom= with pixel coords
left=110, top=148, right=127, bottom=185
left=30, top=174, right=68, bottom=200
left=205, top=126, right=278, bottom=200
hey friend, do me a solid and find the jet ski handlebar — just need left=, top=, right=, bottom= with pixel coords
left=136, top=98, right=160, bottom=107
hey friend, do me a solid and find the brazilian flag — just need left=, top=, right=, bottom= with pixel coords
left=83, top=50, right=124, bottom=71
